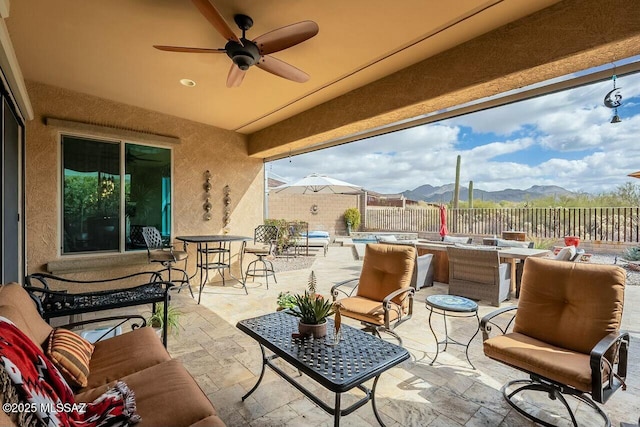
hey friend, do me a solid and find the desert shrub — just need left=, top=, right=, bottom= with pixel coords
left=343, top=208, right=361, bottom=231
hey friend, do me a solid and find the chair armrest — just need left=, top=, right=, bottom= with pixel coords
left=331, top=278, right=359, bottom=300
left=58, top=315, right=149, bottom=342
left=382, top=287, right=415, bottom=308
left=590, top=330, right=630, bottom=403
left=480, top=305, right=518, bottom=341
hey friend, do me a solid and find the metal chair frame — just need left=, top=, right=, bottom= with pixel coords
left=142, top=226, right=192, bottom=298
left=244, top=225, right=279, bottom=289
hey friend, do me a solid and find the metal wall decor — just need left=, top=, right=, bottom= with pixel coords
left=310, top=204, right=319, bottom=215
left=223, top=185, right=231, bottom=232
left=604, top=72, right=623, bottom=124
left=203, top=170, right=212, bottom=220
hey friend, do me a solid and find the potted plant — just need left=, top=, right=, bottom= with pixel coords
left=276, top=291, right=297, bottom=311
left=343, top=208, right=360, bottom=235
left=147, top=303, right=182, bottom=336
left=289, top=271, right=334, bottom=338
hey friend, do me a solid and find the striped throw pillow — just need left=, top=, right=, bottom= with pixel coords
left=46, top=328, right=95, bottom=388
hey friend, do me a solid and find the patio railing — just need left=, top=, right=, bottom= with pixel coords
left=365, top=207, right=640, bottom=243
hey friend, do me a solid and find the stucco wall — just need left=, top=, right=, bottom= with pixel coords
left=25, top=81, right=264, bottom=280
left=267, top=193, right=360, bottom=237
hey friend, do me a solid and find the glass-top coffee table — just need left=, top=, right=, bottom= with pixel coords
left=237, top=310, right=410, bottom=426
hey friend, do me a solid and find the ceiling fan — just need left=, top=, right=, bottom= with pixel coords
left=153, top=0, right=319, bottom=88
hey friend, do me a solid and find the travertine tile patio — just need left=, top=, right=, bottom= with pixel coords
left=161, top=245, right=640, bottom=427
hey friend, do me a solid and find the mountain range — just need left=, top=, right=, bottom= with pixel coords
left=402, top=184, right=575, bottom=203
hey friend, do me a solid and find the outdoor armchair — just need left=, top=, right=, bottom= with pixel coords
left=481, top=257, right=629, bottom=427
left=331, top=243, right=416, bottom=345
left=446, top=245, right=510, bottom=306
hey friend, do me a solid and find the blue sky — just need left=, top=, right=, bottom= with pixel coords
left=269, top=62, right=640, bottom=195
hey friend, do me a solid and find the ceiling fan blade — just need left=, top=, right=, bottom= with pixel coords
left=226, top=64, right=246, bottom=88
left=256, top=55, right=309, bottom=83
left=153, top=45, right=226, bottom=54
left=191, top=0, right=241, bottom=44
left=253, top=21, right=319, bottom=55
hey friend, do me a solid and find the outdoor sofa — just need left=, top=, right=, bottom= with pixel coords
left=0, top=282, right=225, bottom=427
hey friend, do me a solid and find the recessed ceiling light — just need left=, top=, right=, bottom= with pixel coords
left=180, top=79, right=196, bottom=87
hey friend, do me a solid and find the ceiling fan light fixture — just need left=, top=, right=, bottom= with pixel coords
left=155, top=2, right=318, bottom=88
left=233, top=54, right=254, bottom=70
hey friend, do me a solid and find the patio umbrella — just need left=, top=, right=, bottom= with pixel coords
left=439, top=204, right=448, bottom=238
left=628, top=171, right=640, bottom=179
left=271, top=173, right=362, bottom=194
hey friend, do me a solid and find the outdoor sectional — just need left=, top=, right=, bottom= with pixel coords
left=0, top=283, right=225, bottom=427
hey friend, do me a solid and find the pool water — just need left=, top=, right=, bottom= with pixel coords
left=352, top=238, right=378, bottom=243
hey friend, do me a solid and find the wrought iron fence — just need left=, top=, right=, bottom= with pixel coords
left=365, top=207, right=640, bottom=243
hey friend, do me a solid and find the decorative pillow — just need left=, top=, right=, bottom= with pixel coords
left=46, top=328, right=95, bottom=388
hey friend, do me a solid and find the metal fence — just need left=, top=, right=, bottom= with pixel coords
left=365, top=207, right=640, bottom=243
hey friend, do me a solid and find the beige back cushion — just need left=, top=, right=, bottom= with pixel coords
left=0, top=283, right=53, bottom=349
left=357, top=243, right=416, bottom=305
left=515, top=257, right=625, bottom=354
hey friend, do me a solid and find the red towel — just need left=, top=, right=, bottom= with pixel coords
left=0, top=317, right=140, bottom=427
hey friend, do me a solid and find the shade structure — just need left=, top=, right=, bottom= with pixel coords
left=271, top=173, right=362, bottom=194
left=439, top=204, right=448, bottom=238
left=628, top=171, right=640, bottom=179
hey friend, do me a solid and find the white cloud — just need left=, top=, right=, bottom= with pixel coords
left=270, top=70, right=640, bottom=195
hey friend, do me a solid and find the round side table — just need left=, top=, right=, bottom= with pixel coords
left=425, top=294, right=480, bottom=369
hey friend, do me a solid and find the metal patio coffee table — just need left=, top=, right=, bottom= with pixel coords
left=237, top=311, right=410, bottom=426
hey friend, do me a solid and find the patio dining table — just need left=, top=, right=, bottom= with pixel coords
left=176, top=235, right=251, bottom=304
left=497, top=247, right=551, bottom=295
left=415, top=241, right=550, bottom=293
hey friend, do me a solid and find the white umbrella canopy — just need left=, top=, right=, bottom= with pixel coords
left=271, top=173, right=362, bottom=194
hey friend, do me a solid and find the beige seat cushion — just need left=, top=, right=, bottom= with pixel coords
left=75, top=359, right=223, bottom=427
left=357, top=243, right=415, bottom=306
left=338, top=296, right=400, bottom=325
left=244, top=244, right=270, bottom=255
left=516, top=257, right=625, bottom=354
left=83, top=326, right=171, bottom=390
left=484, top=332, right=592, bottom=392
left=150, top=250, right=188, bottom=262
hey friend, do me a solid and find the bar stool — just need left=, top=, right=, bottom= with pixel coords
left=243, top=225, right=279, bottom=289
left=142, top=226, right=192, bottom=297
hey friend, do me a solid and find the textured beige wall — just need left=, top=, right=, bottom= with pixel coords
left=248, top=0, right=640, bottom=158
left=25, top=81, right=264, bottom=280
left=267, top=193, right=361, bottom=237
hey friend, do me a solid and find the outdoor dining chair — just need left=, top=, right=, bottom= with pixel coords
left=331, top=243, right=416, bottom=345
left=141, top=226, right=192, bottom=297
left=446, top=245, right=510, bottom=307
left=243, top=224, right=279, bottom=289
left=481, top=257, right=629, bottom=427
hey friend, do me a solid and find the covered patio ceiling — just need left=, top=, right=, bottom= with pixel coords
left=6, top=0, right=640, bottom=159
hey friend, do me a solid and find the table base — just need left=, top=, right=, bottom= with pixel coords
left=242, top=344, right=387, bottom=427
left=427, top=307, right=480, bottom=369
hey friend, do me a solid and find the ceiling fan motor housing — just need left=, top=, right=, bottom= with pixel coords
left=225, top=39, right=260, bottom=70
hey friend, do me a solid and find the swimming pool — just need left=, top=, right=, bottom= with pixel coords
left=352, top=238, right=378, bottom=244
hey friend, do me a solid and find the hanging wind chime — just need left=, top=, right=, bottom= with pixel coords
left=604, top=73, right=623, bottom=123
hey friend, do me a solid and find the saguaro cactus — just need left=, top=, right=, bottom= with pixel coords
left=453, top=155, right=461, bottom=209
left=468, top=180, right=474, bottom=209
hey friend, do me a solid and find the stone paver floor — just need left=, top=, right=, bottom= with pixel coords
left=157, top=245, right=639, bottom=427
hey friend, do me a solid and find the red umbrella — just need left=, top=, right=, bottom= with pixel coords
left=439, top=204, right=448, bottom=238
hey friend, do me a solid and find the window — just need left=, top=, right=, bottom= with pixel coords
left=62, top=135, right=171, bottom=254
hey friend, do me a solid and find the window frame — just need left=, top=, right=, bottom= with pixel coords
left=58, top=132, right=174, bottom=256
